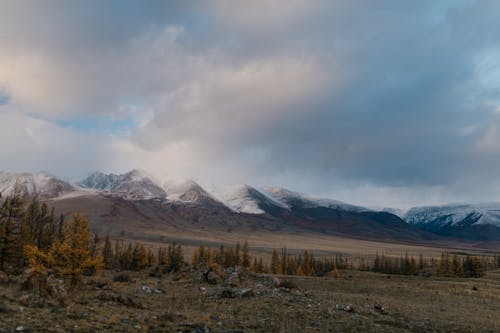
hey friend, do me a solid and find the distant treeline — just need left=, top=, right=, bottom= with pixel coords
left=369, top=252, right=495, bottom=278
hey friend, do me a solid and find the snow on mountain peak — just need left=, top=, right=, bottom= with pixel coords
left=79, top=170, right=166, bottom=200
left=405, top=203, right=500, bottom=227
left=261, top=186, right=370, bottom=213
left=162, top=178, right=219, bottom=204
left=0, top=171, right=76, bottom=198
left=224, top=184, right=288, bottom=214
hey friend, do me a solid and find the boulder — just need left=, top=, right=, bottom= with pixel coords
left=374, top=304, right=387, bottom=314
left=343, top=304, right=354, bottom=313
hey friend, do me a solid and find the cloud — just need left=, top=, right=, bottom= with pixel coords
left=0, top=0, right=500, bottom=207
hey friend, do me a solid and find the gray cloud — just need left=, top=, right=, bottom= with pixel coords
left=0, top=0, right=500, bottom=208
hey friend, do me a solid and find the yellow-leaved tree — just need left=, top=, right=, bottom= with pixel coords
left=25, top=213, right=103, bottom=288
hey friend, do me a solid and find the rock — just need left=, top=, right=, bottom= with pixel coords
left=140, top=285, right=164, bottom=294
left=0, top=271, right=9, bottom=284
left=15, top=326, right=25, bottom=332
left=240, top=288, right=254, bottom=298
left=374, top=304, right=387, bottom=314
left=343, top=304, right=354, bottom=313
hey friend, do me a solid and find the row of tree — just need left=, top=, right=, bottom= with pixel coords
left=102, top=236, right=185, bottom=272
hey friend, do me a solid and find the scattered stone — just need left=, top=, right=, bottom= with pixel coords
left=15, top=326, right=25, bottom=332
left=343, top=304, right=354, bottom=313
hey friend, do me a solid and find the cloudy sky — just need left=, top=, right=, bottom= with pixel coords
left=1, top=0, right=500, bottom=209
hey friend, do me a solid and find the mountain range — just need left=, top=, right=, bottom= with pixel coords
left=1, top=169, right=500, bottom=242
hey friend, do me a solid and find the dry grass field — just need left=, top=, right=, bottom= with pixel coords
left=1, top=268, right=499, bottom=333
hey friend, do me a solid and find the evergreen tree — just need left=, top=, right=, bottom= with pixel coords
left=0, top=192, right=24, bottom=272
left=271, top=249, right=280, bottom=274
left=242, top=240, right=250, bottom=269
left=103, top=235, right=114, bottom=269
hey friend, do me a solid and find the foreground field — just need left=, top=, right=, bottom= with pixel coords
left=1, top=269, right=499, bottom=333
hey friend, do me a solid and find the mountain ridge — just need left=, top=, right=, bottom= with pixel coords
left=2, top=169, right=500, bottom=241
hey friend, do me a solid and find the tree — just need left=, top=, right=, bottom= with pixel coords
left=271, top=249, right=280, bottom=274
left=132, top=244, right=148, bottom=270
left=453, top=255, right=463, bottom=277
left=235, top=241, right=241, bottom=266
left=51, top=214, right=103, bottom=287
left=463, top=256, right=485, bottom=278
left=0, top=192, right=24, bottom=272
left=242, top=241, right=251, bottom=269
left=103, top=235, right=114, bottom=269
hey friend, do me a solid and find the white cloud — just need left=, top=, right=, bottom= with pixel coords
left=0, top=1, right=500, bottom=208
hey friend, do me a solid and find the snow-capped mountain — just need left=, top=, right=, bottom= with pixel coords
left=225, top=184, right=288, bottom=215
left=262, top=186, right=370, bottom=213
left=79, top=170, right=166, bottom=200
left=0, top=171, right=76, bottom=199
left=405, top=203, right=500, bottom=228
left=163, top=179, right=223, bottom=207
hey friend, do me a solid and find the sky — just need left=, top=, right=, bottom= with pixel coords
left=1, top=0, right=500, bottom=209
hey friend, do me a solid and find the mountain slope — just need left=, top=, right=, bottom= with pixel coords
left=163, top=179, right=226, bottom=208
left=0, top=171, right=76, bottom=199
left=405, top=203, right=500, bottom=240
left=225, top=185, right=289, bottom=215
left=262, top=187, right=370, bottom=213
left=79, top=170, right=166, bottom=200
